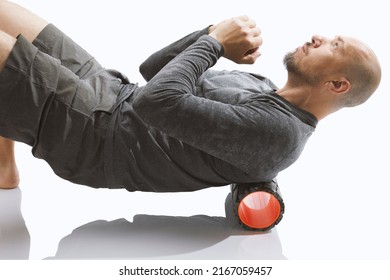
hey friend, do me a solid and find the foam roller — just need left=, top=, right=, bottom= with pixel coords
left=231, top=180, right=285, bottom=231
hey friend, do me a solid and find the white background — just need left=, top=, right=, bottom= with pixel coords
left=1, top=0, right=389, bottom=261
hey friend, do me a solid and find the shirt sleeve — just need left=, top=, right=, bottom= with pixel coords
left=133, top=35, right=293, bottom=178
left=139, top=27, right=210, bottom=82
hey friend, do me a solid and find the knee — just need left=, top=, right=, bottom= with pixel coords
left=0, top=0, right=10, bottom=6
left=0, top=0, right=6, bottom=9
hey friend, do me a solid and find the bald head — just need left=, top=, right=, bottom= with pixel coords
left=339, top=37, right=381, bottom=108
left=279, top=34, right=381, bottom=120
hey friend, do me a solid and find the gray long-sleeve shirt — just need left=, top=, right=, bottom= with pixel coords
left=105, top=28, right=317, bottom=192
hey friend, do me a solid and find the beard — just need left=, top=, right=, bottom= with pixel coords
left=283, top=51, right=318, bottom=85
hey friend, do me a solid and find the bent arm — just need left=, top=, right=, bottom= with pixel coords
left=133, top=35, right=279, bottom=177
left=139, top=27, right=210, bottom=82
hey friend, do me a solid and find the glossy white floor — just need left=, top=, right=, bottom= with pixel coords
left=1, top=0, right=389, bottom=261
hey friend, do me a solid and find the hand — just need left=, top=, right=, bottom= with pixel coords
left=209, top=15, right=262, bottom=64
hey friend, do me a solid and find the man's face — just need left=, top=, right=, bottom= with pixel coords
left=283, top=35, right=348, bottom=85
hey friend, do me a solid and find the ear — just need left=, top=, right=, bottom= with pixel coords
left=326, top=78, right=351, bottom=95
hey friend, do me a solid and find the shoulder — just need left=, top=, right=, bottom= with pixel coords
left=240, top=95, right=315, bottom=177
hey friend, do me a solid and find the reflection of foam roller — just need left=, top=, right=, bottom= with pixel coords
left=231, top=180, right=285, bottom=231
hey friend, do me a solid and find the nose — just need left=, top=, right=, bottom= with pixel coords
left=311, top=35, right=323, bottom=47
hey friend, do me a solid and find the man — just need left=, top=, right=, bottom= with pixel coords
left=0, top=1, right=381, bottom=192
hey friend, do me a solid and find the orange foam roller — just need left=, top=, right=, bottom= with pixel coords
left=231, top=180, right=285, bottom=231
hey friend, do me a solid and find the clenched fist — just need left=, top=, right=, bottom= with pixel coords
left=209, top=15, right=262, bottom=64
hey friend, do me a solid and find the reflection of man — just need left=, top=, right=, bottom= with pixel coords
left=46, top=216, right=286, bottom=260
left=46, top=195, right=286, bottom=259
left=0, top=0, right=381, bottom=192
left=0, top=188, right=30, bottom=259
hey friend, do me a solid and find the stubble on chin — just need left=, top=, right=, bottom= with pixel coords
left=282, top=51, right=318, bottom=85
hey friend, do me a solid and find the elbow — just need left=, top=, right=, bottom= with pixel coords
left=133, top=82, right=185, bottom=124
left=132, top=87, right=149, bottom=117
left=132, top=85, right=165, bottom=120
left=139, top=61, right=152, bottom=82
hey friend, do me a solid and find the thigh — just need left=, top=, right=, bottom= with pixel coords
left=32, top=24, right=102, bottom=79
left=0, top=2, right=101, bottom=79
left=0, top=34, right=118, bottom=186
left=0, top=0, right=48, bottom=42
left=0, top=30, right=16, bottom=72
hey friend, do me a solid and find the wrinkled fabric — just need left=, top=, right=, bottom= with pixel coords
left=0, top=25, right=317, bottom=192
left=107, top=32, right=317, bottom=192
left=0, top=25, right=127, bottom=187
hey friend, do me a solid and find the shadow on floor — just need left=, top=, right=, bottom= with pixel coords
left=0, top=188, right=286, bottom=260
left=46, top=195, right=286, bottom=259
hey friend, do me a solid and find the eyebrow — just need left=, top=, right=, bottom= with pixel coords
left=335, top=36, right=345, bottom=44
left=331, top=36, right=345, bottom=52
left=332, top=36, right=345, bottom=46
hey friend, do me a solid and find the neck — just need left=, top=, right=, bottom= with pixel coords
left=276, top=84, right=334, bottom=121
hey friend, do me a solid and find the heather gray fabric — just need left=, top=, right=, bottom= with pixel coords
left=0, top=24, right=317, bottom=192
left=108, top=30, right=317, bottom=191
left=0, top=25, right=131, bottom=187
